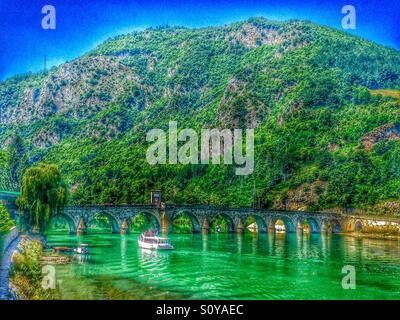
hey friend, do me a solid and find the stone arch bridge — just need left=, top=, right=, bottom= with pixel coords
left=4, top=190, right=399, bottom=235
left=59, top=204, right=356, bottom=235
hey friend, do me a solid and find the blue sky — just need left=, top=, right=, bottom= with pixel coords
left=0, top=0, right=399, bottom=80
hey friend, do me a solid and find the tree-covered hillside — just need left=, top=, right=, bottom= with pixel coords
left=0, top=18, right=399, bottom=214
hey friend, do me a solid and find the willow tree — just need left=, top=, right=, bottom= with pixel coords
left=17, top=163, right=67, bottom=233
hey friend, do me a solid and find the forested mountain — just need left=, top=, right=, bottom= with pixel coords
left=1, top=17, right=399, bottom=214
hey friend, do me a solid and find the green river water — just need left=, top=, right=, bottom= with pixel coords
left=46, top=232, right=400, bottom=300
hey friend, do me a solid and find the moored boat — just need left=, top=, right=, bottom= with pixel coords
left=74, top=244, right=90, bottom=255
left=138, top=230, right=174, bottom=250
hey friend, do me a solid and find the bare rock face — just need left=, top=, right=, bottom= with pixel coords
left=224, top=20, right=311, bottom=54
left=274, top=180, right=328, bottom=211
left=372, top=201, right=400, bottom=216
left=225, top=23, right=283, bottom=48
left=361, top=123, right=400, bottom=150
left=32, top=129, right=61, bottom=149
left=0, top=56, right=141, bottom=126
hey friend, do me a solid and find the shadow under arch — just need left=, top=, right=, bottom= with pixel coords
left=243, top=214, right=268, bottom=233
left=274, top=216, right=296, bottom=233
left=355, top=220, right=363, bottom=232
left=210, top=213, right=235, bottom=233
left=301, top=217, right=321, bottom=233
left=130, top=211, right=161, bottom=233
left=171, top=210, right=201, bottom=233
left=87, top=211, right=120, bottom=233
left=329, top=219, right=343, bottom=233
left=49, top=214, right=76, bottom=234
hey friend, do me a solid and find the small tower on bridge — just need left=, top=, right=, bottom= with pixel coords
left=151, top=190, right=162, bottom=206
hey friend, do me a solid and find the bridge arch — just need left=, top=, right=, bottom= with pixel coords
left=129, top=211, right=161, bottom=232
left=355, top=220, right=363, bottom=232
left=273, top=216, right=296, bottom=233
left=329, top=219, right=342, bottom=233
left=171, top=210, right=201, bottom=233
left=209, top=213, right=235, bottom=233
left=300, top=217, right=321, bottom=233
left=87, top=211, right=120, bottom=233
left=243, top=214, right=268, bottom=233
left=50, top=214, right=77, bottom=234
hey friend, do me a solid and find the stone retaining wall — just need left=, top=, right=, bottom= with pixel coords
left=0, top=227, right=20, bottom=300
left=358, top=219, right=400, bottom=235
left=0, top=227, right=19, bottom=256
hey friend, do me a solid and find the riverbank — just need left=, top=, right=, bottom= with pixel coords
left=343, top=231, right=400, bottom=241
left=8, top=235, right=66, bottom=300
left=0, top=232, right=21, bottom=300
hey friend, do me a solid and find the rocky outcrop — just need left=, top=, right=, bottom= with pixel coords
left=361, top=123, right=400, bottom=150
left=0, top=56, right=142, bottom=126
left=274, top=181, right=328, bottom=211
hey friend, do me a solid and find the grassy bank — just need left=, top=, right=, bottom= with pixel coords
left=0, top=202, right=15, bottom=234
left=9, top=239, right=60, bottom=300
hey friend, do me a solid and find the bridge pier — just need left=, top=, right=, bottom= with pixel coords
left=296, top=221, right=304, bottom=233
left=268, top=225, right=275, bottom=233
left=120, top=219, right=129, bottom=235
left=161, top=210, right=171, bottom=235
left=236, top=218, right=244, bottom=234
left=321, top=223, right=332, bottom=234
left=202, top=219, right=210, bottom=234
left=77, top=217, right=87, bottom=235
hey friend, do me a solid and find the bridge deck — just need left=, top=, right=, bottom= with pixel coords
left=0, top=191, right=20, bottom=196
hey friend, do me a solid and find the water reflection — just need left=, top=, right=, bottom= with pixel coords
left=237, top=233, right=243, bottom=254
left=202, top=232, right=208, bottom=251
left=321, top=232, right=331, bottom=259
left=120, top=235, right=127, bottom=271
left=251, top=232, right=258, bottom=255
left=73, top=253, right=90, bottom=264
left=139, top=247, right=172, bottom=262
left=46, top=232, right=400, bottom=300
left=268, top=232, right=274, bottom=255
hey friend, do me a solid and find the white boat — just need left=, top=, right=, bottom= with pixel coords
left=74, top=244, right=89, bottom=255
left=247, top=222, right=258, bottom=233
left=275, top=225, right=286, bottom=233
left=138, top=230, right=174, bottom=250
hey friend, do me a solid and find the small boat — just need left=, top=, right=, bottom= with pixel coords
left=138, top=230, right=174, bottom=250
left=247, top=222, right=258, bottom=233
left=53, top=246, right=74, bottom=253
left=275, top=225, right=286, bottom=233
left=74, top=244, right=89, bottom=255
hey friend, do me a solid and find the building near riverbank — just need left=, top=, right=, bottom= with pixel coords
left=0, top=191, right=19, bottom=219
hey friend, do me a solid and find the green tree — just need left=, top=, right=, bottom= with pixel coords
left=0, top=202, right=15, bottom=233
left=7, top=135, right=27, bottom=191
left=17, top=164, right=67, bottom=233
